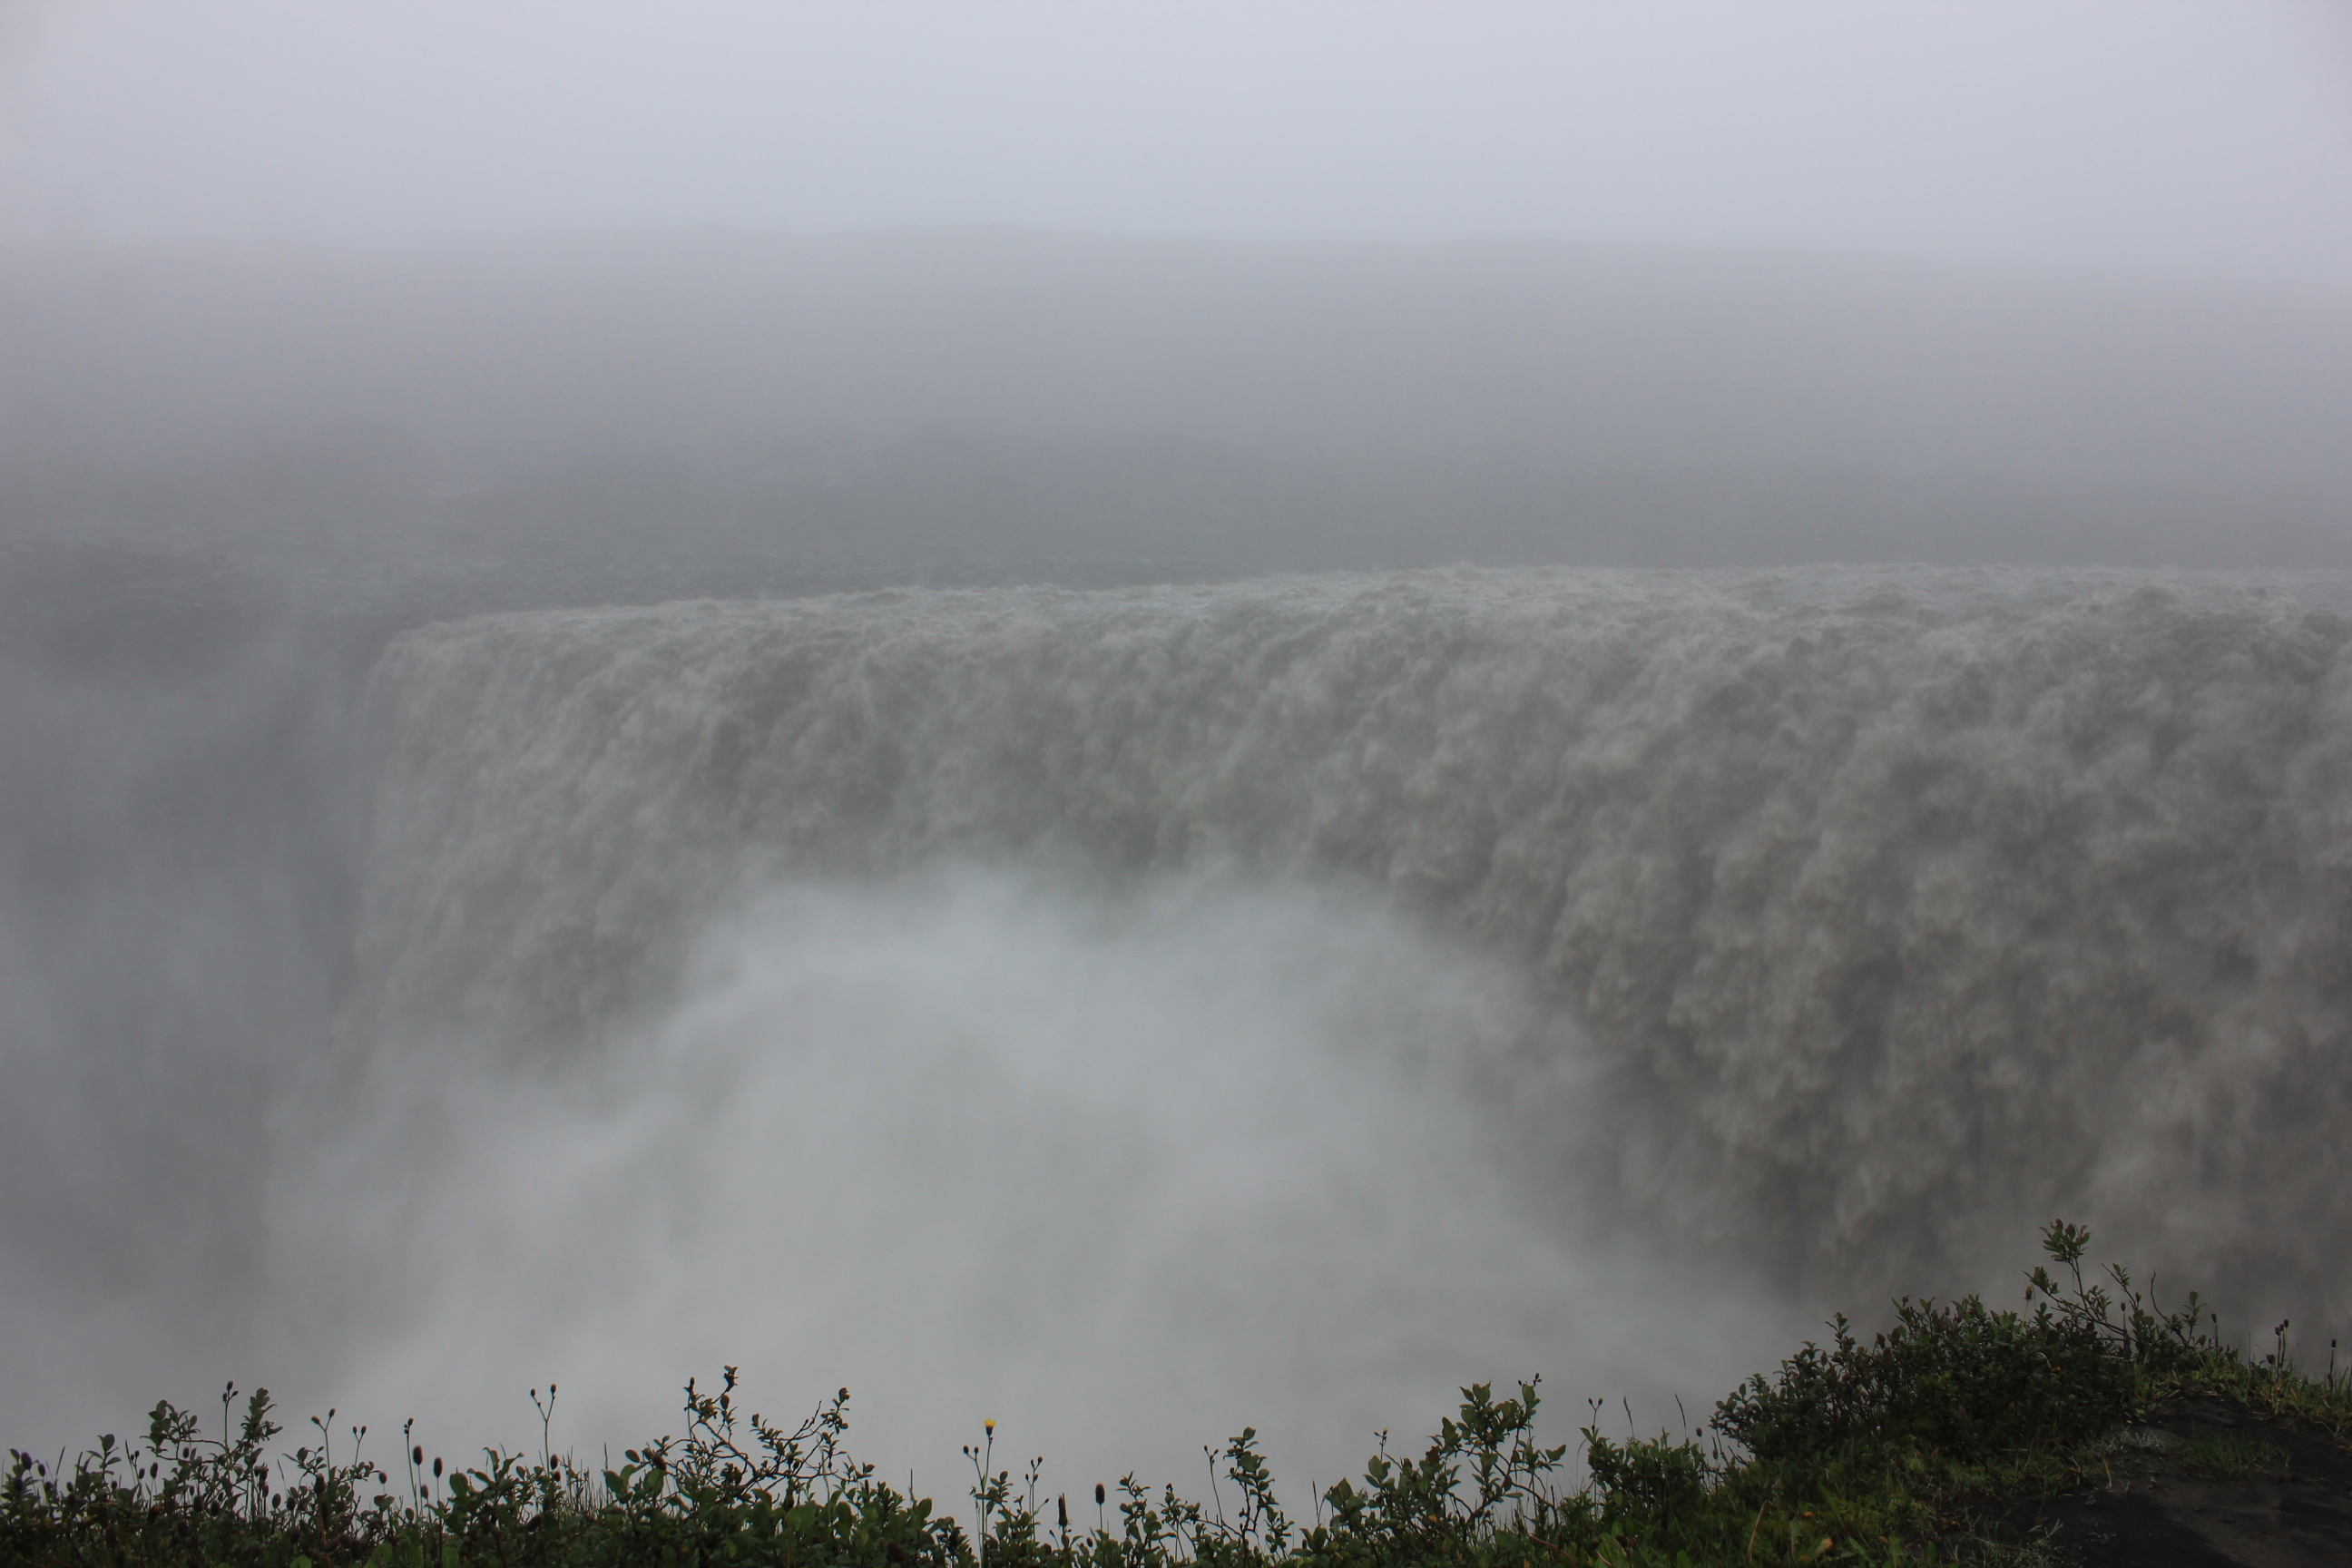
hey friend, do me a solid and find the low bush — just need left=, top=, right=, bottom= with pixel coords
left=4, top=1222, right=2337, bottom=1567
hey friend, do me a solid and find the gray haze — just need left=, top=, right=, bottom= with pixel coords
left=5, top=2, right=2350, bottom=284
left=8, top=235, right=2352, bottom=576
left=5, top=0, right=2352, bottom=1513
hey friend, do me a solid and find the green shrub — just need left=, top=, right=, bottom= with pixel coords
left=1711, top=1294, right=2130, bottom=1465
left=1710, top=1220, right=2210, bottom=1467
left=5, top=1221, right=2315, bottom=1567
left=1579, top=1429, right=1709, bottom=1535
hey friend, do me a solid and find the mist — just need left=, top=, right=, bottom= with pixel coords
left=13, top=863, right=1798, bottom=1488
left=10, top=235, right=2352, bottom=576
left=5, top=0, right=2352, bottom=1517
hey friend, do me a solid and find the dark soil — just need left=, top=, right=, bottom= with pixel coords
left=1989, top=1393, right=2352, bottom=1567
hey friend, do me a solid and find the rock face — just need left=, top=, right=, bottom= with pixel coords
left=2022, top=1396, right=2352, bottom=1568
left=357, top=565, right=2352, bottom=1305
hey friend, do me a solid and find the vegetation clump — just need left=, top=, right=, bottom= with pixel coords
left=1713, top=1220, right=2154, bottom=1466
left=6, top=1223, right=2346, bottom=1566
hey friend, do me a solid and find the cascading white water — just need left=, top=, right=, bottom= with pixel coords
left=357, top=564, right=2352, bottom=1318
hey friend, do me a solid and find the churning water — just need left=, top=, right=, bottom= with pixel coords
left=8, top=564, right=2350, bottom=1500
left=361, top=567, right=2352, bottom=1298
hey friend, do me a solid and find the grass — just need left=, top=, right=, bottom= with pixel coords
left=6, top=1221, right=2347, bottom=1567
left=2173, top=1430, right=2289, bottom=1481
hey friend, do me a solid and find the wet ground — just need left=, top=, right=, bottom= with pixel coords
left=1993, top=1394, right=2352, bottom=1567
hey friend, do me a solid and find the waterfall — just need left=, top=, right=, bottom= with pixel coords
left=354, top=566, right=2352, bottom=1310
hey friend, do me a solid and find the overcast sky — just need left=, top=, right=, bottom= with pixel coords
left=2, top=1, right=2348, bottom=285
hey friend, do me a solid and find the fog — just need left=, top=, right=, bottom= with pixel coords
left=8, top=3, right=2351, bottom=279
left=10, top=236, right=2352, bottom=576
left=5, top=0, right=2352, bottom=1515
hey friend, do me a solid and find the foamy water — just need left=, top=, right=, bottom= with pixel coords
left=360, top=566, right=2352, bottom=1308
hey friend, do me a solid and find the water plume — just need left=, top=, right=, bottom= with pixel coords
left=265, top=867, right=1778, bottom=1494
